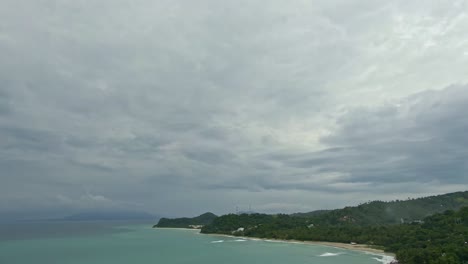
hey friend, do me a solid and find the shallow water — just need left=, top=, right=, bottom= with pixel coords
left=0, top=222, right=391, bottom=264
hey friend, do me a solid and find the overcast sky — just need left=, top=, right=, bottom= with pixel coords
left=1, top=0, right=468, bottom=219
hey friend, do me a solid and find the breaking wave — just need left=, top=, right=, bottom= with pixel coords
left=210, top=240, right=224, bottom=243
left=372, top=255, right=396, bottom=264
left=319, top=252, right=343, bottom=257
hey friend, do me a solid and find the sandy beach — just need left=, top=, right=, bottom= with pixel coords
left=155, top=227, right=396, bottom=263
left=288, top=240, right=394, bottom=257
left=155, top=227, right=395, bottom=258
left=204, top=233, right=395, bottom=257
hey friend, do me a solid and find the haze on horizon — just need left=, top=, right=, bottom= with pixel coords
left=1, top=0, right=468, bottom=220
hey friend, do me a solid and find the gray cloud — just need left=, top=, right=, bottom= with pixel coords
left=1, top=0, right=468, bottom=218
left=269, top=85, right=468, bottom=187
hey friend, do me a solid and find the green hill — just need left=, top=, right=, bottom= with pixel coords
left=201, top=191, right=468, bottom=234
left=307, top=190, right=468, bottom=226
left=386, top=207, right=468, bottom=263
left=154, top=212, right=217, bottom=228
left=200, top=191, right=468, bottom=263
left=202, top=208, right=468, bottom=263
left=291, top=210, right=331, bottom=218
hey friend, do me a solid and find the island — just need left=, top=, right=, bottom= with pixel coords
left=62, top=210, right=157, bottom=221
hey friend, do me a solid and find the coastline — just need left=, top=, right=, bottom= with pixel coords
left=154, top=227, right=395, bottom=259
left=153, top=227, right=201, bottom=231
left=204, top=233, right=395, bottom=258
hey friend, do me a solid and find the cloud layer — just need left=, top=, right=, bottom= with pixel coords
left=1, top=0, right=468, bottom=218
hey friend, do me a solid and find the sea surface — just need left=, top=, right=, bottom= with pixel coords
left=0, top=221, right=393, bottom=264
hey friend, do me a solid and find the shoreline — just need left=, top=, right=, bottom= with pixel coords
left=153, top=227, right=201, bottom=231
left=208, top=233, right=395, bottom=257
left=205, top=233, right=395, bottom=258
left=154, top=227, right=396, bottom=260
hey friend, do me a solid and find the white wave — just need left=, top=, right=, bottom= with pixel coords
left=234, top=239, right=247, bottom=242
left=319, top=252, right=343, bottom=257
left=372, top=256, right=396, bottom=264
left=210, top=240, right=224, bottom=243
left=264, top=239, right=281, bottom=243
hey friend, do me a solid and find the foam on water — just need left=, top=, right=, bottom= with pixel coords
left=319, top=252, right=343, bottom=257
left=372, top=255, right=396, bottom=264
left=264, top=239, right=281, bottom=243
left=210, top=240, right=224, bottom=243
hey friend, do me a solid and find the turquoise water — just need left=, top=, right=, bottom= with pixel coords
left=0, top=222, right=391, bottom=264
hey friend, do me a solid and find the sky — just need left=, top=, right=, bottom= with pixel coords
left=1, top=0, right=468, bottom=219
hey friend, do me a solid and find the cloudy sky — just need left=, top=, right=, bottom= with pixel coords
left=1, top=0, right=468, bottom=219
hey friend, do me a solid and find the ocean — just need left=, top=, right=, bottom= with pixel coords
left=0, top=221, right=393, bottom=264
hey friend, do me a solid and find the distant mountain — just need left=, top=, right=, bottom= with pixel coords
left=62, top=211, right=157, bottom=221
left=154, top=212, right=217, bottom=228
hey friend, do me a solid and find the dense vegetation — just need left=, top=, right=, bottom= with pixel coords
left=203, top=208, right=468, bottom=263
left=300, top=191, right=468, bottom=226
left=201, top=191, right=468, bottom=263
left=154, top=212, right=217, bottom=228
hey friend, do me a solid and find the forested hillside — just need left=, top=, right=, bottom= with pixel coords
left=204, top=208, right=468, bottom=263
left=202, top=191, right=468, bottom=233
left=200, top=191, right=468, bottom=263
left=154, top=212, right=217, bottom=228
left=307, top=191, right=468, bottom=225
